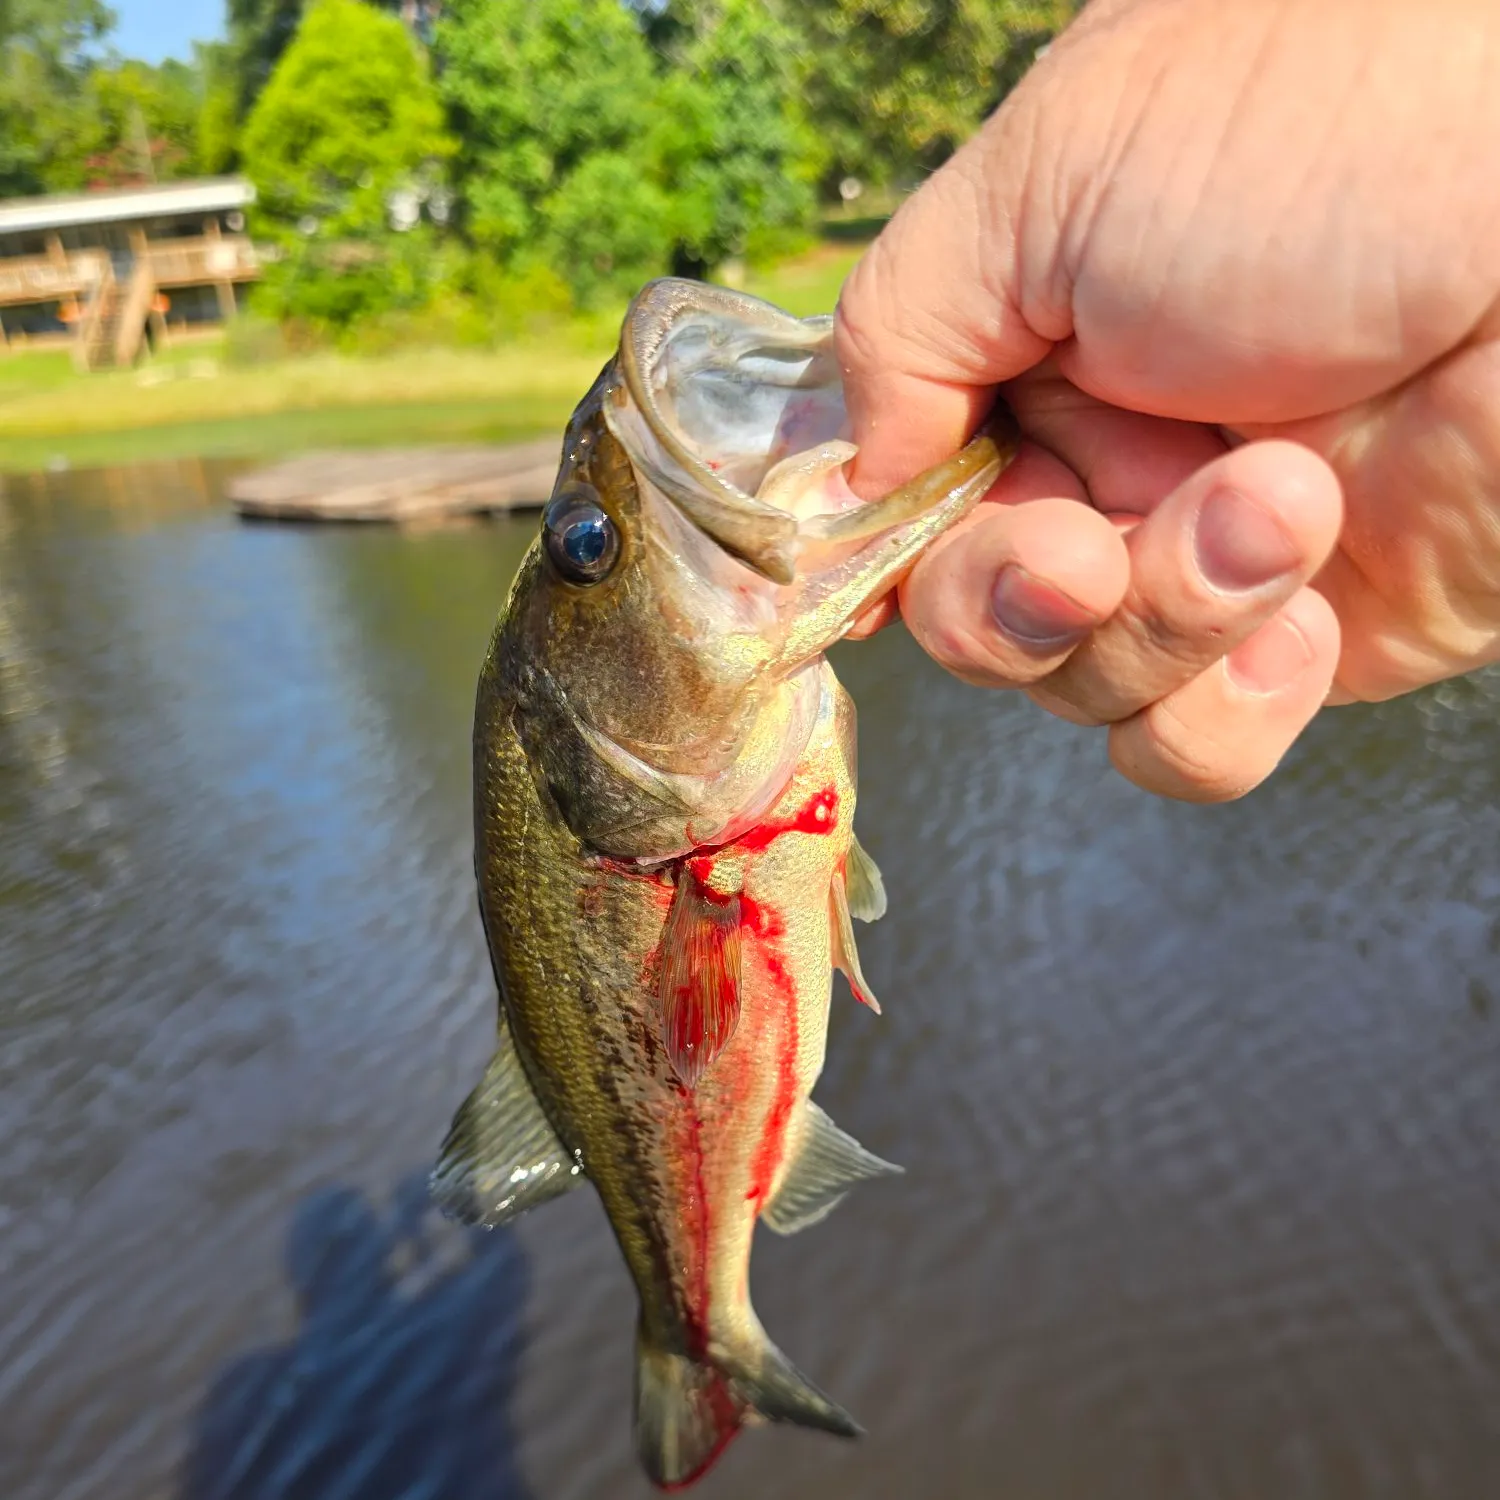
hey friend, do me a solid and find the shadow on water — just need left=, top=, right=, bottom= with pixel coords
left=178, top=1171, right=532, bottom=1500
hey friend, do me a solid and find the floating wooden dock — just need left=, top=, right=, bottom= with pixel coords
left=227, top=439, right=559, bottom=523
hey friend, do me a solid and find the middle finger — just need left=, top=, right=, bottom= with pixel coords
left=1032, top=439, right=1344, bottom=725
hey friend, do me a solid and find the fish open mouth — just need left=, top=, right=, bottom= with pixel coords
left=607, top=278, right=1015, bottom=590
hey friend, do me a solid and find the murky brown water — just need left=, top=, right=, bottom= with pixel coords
left=1, top=458, right=1497, bottom=1500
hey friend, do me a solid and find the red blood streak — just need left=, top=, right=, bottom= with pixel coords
left=745, top=936, right=800, bottom=1211
left=727, top=785, right=838, bottom=854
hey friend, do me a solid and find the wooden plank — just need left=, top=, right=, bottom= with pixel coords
left=227, top=440, right=560, bottom=522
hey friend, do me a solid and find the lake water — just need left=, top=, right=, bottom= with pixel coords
left=1, top=458, right=1497, bottom=1500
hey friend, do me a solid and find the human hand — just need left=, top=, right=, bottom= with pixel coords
left=836, top=0, right=1500, bottom=800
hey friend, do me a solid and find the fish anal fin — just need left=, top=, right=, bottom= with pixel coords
left=659, top=867, right=743, bottom=1088
left=846, top=833, right=887, bottom=922
left=430, top=1012, right=582, bottom=1229
left=830, top=872, right=881, bottom=1014
left=762, top=1101, right=902, bottom=1236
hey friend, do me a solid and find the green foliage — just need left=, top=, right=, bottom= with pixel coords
left=242, top=0, right=454, bottom=243
left=194, top=41, right=242, bottom=176
left=789, top=0, right=1083, bottom=186
left=226, top=0, right=305, bottom=123
left=77, top=58, right=203, bottom=186
left=0, top=0, right=115, bottom=195
left=435, top=0, right=669, bottom=301
left=648, top=0, right=817, bottom=274
left=435, top=0, right=816, bottom=300
left=241, top=0, right=455, bottom=336
left=226, top=0, right=419, bottom=127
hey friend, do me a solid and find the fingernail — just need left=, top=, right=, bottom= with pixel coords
left=1226, top=615, right=1314, bottom=693
left=1194, top=487, right=1301, bottom=593
left=991, top=565, right=1096, bottom=650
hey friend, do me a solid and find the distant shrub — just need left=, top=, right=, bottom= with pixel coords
left=221, top=313, right=289, bottom=367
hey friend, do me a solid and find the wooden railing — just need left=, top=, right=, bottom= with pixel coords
left=145, top=236, right=259, bottom=287
left=0, top=237, right=258, bottom=309
left=0, top=249, right=108, bottom=307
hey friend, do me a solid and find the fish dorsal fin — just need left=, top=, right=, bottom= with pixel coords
left=430, top=1012, right=583, bottom=1228
left=830, top=872, right=881, bottom=1014
left=761, top=1101, right=902, bottom=1236
left=659, top=864, right=743, bottom=1088
left=846, top=834, right=887, bottom=922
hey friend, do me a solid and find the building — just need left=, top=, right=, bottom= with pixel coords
left=0, top=177, right=261, bottom=369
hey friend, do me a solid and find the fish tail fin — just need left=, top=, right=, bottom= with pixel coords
left=634, top=1324, right=860, bottom=1490
left=634, top=1333, right=744, bottom=1491
left=725, top=1330, right=862, bottom=1438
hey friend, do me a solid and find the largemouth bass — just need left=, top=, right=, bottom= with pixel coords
left=432, top=279, right=1018, bottom=1487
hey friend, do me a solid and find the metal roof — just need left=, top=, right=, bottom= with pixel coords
left=0, top=178, right=256, bottom=236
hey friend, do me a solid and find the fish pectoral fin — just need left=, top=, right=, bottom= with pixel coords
left=830, top=871, right=881, bottom=1014
left=659, top=866, right=743, bottom=1088
left=845, top=833, right=887, bottom=922
left=761, top=1101, right=903, bottom=1236
left=429, top=1013, right=582, bottom=1229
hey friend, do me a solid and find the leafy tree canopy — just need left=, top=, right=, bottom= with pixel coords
left=0, top=0, right=115, bottom=195
left=226, top=0, right=417, bottom=125
left=241, top=0, right=454, bottom=243
left=788, top=0, right=1082, bottom=185
left=435, top=0, right=670, bottom=300
left=648, top=0, right=818, bottom=274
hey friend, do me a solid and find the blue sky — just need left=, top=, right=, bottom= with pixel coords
left=113, top=0, right=223, bottom=63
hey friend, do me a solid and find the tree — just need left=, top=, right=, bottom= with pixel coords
left=226, top=0, right=305, bottom=123
left=241, top=0, right=454, bottom=244
left=226, top=0, right=433, bottom=127
left=434, top=0, right=670, bottom=302
left=78, top=58, right=203, bottom=187
left=648, top=0, right=817, bottom=275
left=787, top=0, right=1083, bottom=189
left=240, top=0, right=455, bottom=330
left=0, top=0, right=115, bottom=196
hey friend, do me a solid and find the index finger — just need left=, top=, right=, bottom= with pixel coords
left=833, top=131, right=1055, bottom=499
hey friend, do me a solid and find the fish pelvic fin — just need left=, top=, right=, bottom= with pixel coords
left=429, top=1011, right=583, bottom=1228
left=830, top=870, right=881, bottom=1014
left=658, top=864, right=743, bottom=1088
left=634, top=1321, right=860, bottom=1491
left=762, top=1100, right=903, bottom=1236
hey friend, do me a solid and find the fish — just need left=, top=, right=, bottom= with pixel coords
left=431, top=277, right=1019, bottom=1488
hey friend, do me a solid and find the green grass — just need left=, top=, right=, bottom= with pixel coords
left=0, top=236, right=873, bottom=474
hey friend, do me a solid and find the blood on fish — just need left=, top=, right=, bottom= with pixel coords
left=637, top=777, right=837, bottom=1425
left=728, top=785, right=838, bottom=855
left=745, top=931, right=800, bottom=1211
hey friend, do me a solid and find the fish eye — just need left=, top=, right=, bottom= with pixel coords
left=542, top=489, right=619, bottom=585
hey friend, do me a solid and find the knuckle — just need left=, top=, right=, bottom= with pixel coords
left=1028, top=682, right=1111, bottom=727
left=1122, top=599, right=1220, bottom=671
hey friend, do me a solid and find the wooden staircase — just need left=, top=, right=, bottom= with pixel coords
left=74, top=261, right=157, bottom=371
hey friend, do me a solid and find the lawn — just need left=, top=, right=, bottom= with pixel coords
left=0, top=238, right=870, bottom=474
